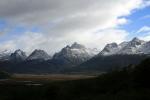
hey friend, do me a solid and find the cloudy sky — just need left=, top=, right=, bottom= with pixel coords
left=0, top=0, right=150, bottom=55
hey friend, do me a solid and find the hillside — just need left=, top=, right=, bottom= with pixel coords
left=75, top=54, right=148, bottom=72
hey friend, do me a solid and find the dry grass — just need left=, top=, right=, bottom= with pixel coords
left=12, top=74, right=96, bottom=81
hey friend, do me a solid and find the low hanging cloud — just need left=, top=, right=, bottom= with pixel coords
left=0, top=0, right=149, bottom=54
left=0, top=29, right=128, bottom=55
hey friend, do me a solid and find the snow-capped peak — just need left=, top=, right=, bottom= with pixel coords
left=27, top=49, right=51, bottom=61
left=53, top=42, right=98, bottom=65
left=132, top=37, right=140, bottom=42
left=0, top=50, right=11, bottom=56
left=131, top=37, right=144, bottom=42
left=128, top=37, right=145, bottom=47
left=99, top=43, right=119, bottom=55
left=15, top=49, right=24, bottom=55
left=70, top=42, right=86, bottom=49
left=99, top=37, right=149, bottom=56
left=117, top=37, right=145, bottom=54
left=105, top=43, right=118, bottom=48
left=10, top=49, right=27, bottom=61
left=0, top=50, right=12, bottom=61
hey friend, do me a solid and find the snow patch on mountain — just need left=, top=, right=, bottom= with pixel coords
left=99, top=43, right=120, bottom=55
left=99, top=37, right=149, bottom=56
left=53, top=42, right=98, bottom=64
left=138, top=41, right=150, bottom=54
left=10, top=49, right=27, bottom=61
left=0, top=50, right=11, bottom=61
left=118, top=37, right=145, bottom=54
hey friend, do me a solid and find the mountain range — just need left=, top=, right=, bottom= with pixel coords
left=0, top=37, right=150, bottom=74
left=99, top=37, right=147, bottom=55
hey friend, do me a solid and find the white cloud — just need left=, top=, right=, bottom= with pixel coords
left=0, top=41, right=16, bottom=52
left=0, top=0, right=148, bottom=54
left=137, top=26, right=150, bottom=33
left=137, top=26, right=150, bottom=41
left=0, top=29, right=128, bottom=55
left=139, top=0, right=150, bottom=8
left=116, top=18, right=128, bottom=25
left=140, top=33, right=150, bottom=41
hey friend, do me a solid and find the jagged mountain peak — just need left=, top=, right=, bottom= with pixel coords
left=99, top=42, right=119, bottom=56
left=70, top=42, right=86, bottom=49
left=0, top=49, right=12, bottom=61
left=132, top=37, right=140, bottom=41
left=129, top=37, right=145, bottom=46
left=14, top=49, right=24, bottom=55
left=53, top=43, right=97, bottom=65
left=0, top=50, right=11, bottom=56
left=105, top=43, right=118, bottom=48
left=33, top=49, right=46, bottom=53
left=0, top=49, right=11, bottom=54
left=99, top=37, right=149, bottom=56
left=117, top=38, right=145, bottom=54
left=10, top=49, right=27, bottom=61
left=59, top=42, right=87, bottom=55
left=102, top=43, right=119, bottom=53
left=131, top=37, right=143, bottom=42
left=27, top=49, right=51, bottom=61
left=66, top=45, right=71, bottom=48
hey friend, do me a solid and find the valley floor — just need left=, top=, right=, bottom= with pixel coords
left=12, top=74, right=97, bottom=81
left=1, top=58, right=150, bottom=100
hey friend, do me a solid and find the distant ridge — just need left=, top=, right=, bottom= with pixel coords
left=0, top=38, right=150, bottom=74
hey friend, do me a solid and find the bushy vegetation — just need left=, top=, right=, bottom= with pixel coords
left=77, top=54, right=148, bottom=72
left=1, top=58, right=150, bottom=100
left=0, top=71, right=11, bottom=79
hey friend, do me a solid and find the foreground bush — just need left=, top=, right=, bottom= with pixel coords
left=0, top=71, right=11, bottom=79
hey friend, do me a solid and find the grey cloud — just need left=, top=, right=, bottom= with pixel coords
left=0, top=0, right=142, bottom=25
left=0, top=0, right=148, bottom=53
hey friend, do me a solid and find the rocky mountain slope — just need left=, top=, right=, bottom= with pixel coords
left=99, top=37, right=147, bottom=56
left=53, top=42, right=98, bottom=66
left=27, top=49, right=51, bottom=61
left=0, top=50, right=11, bottom=61
left=10, top=49, right=27, bottom=62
